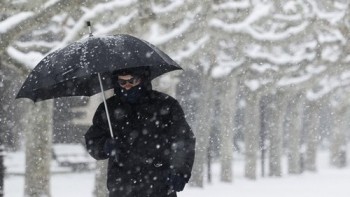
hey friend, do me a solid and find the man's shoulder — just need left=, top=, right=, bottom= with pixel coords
left=151, top=90, right=177, bottom=103
left=95, top=95, right=119, bottom=110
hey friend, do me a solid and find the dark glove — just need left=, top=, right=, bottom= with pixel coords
left=103, top=138, right=119, bottom=162
left=166, top=172, right=187, bottom=192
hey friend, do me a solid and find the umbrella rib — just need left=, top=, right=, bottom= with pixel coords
left=98, top=73, right=114, bottom=139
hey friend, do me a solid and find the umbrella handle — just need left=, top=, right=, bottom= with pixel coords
left=98, top=73, right=114, bottom=139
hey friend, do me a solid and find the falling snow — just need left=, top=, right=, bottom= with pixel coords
left=1, top=0, right=350, bottom=197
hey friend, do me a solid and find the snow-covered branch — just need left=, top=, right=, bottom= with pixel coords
left=151, top=0, right=185, bottom=14
left=6, top=46, right=44, bottom=69
left=172, top=35, right=209, bottom=62
left=306, top=75, right=350, bottom=101
left=0, top=0, right=83, bottom=57
left=57, top=0, right=138, bottom=50
left=0, top=12, right=34, bottom=34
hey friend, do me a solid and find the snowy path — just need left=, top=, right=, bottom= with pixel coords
left=5, top=151, right=350, bottom=197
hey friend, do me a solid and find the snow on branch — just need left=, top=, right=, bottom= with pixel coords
left=209, top=2, right=270, bottom=32
left=0, top=12, right=34, bottom=33
left=245, top=44, right=316, bottom=65
left=211, top=18, right=309, bottom=41
left=317, top=28, right=346, bottom=44
left=172, top=35, right=209, bottom=62
left=57, top=0, right=137, bottom=50
left=245, top=79, right=261, bottom=91
left=250, top=63, right=279, bottom=74
left=15, top=40, right=61, bottom=51
left=321, top=45, right=341, bottom=63
left=277, top=74, right=312, bottom=87
left=7, top=46, right=44, bottom=69
left=1, top=0, right=83, bottom=54
left=306, top=77, right=342, bottom=101
left=148, top=17, right=196, bottom=45
left=94, top=11, right=138, bottom=35
left=305, top=64, right=327, bottom=75
left=212, top=59, right=244, bottom=78
left=340, top=70, right=350, bottom=81
left=212, top=0, right=250, bottom=11
left=44, top=0, right=61, bottom=8
left=306, top=70, right=350, bottom=101
left=308, top=0, right=346, bottom=25
left=209, top=1, right=311, bottom=42
left=151, top=0, right=185, bottom=14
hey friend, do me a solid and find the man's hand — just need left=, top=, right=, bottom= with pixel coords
left=103, top=138, right=119, bottom=162
left=167, top=172, right=187, bottom=192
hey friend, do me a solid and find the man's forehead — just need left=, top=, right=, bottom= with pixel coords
left=118, top=74, right=134, bottom=79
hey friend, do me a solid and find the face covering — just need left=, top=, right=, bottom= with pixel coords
left=120, top=85, right=145, bottom=104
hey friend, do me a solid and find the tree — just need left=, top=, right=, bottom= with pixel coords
left=330, top=97, right=348, bottom=168
left=286, top=93, right=305, bottom=174
left=243, top=87, right=261, bottom=180
left=0, top=1, right=98, bottom=196
left=93, top=160, right=108, bottom=197
left=0, top=102, right=4, bottom=197
left=217, top=77, right=237, bottom=182
left=24, top=101, right=53, bottom=196
left=266, top=92, right=287, bottom=177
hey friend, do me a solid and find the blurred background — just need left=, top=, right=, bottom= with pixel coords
left=1, top=0, right=350, bottom=196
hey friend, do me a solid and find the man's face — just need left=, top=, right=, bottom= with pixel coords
left=117, top=75, right=141, bottom=90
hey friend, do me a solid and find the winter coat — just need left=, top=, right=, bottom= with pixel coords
left=85, top=85, right=196, bottom=197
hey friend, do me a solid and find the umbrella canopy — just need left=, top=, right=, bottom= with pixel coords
left=16, top=34, right=182, bottom=102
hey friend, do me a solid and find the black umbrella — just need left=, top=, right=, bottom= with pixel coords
left=16, top=33, right=182, bottom=138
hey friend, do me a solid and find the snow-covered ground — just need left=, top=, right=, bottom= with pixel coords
left=4, top=150, right=350, bottom=197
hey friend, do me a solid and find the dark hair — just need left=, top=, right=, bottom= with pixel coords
left=113, top=67, right=150, bottom=79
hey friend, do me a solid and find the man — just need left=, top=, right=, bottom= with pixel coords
left=85, top=67, right=196, bottom=197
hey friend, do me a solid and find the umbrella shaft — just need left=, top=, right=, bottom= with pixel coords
left=98, top=73, right=114, bottom=138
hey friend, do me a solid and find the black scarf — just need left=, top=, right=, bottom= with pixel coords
left=114, top=81, right=152, bottom=104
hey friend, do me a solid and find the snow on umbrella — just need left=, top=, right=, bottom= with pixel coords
left=16, top=33, right=182, bottom=138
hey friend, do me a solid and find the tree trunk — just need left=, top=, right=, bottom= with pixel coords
left=330, top=106, right=347, bottom=168
left=189, top=76, right=213, bottom=187
left=244, top=90, right=260, bottom=180
left=287, top=93, right=304, bottom=174
left=260, top=96, right=268, bottom=177
left=267, top=92, right=287, bottom=177
left=24, top=100, right=53, bottom=197
left=0, top=134, right=4, bottom=197
left=94, top=160, right=108, bottom=197
left=304, top=101, right=320, bottom=172
left=0, top=59, right=5, bottom=197
left=218, top=77, right=237, bottom=182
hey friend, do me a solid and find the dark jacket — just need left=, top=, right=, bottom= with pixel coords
left=85, top=86, right=195, bottom=197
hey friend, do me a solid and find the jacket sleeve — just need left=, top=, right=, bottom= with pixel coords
left=168, top=99, right=196, bottom=182
left=84, top=104, right=110, bottom=160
